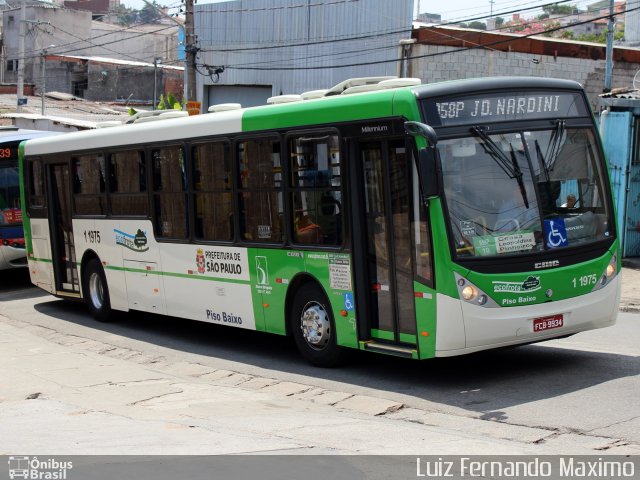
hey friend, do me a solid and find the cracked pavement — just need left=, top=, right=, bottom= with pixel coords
left=0, top=271, right=638, bottom=455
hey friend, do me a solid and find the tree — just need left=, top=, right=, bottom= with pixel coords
left=543, top=4, right=579, bottom=15
left=140, top=1, right=163, bottom=24
left=112, top=4, right=137, bottom=26
left=468, top=21, right=487, bottom=30
left=574, top=30, right=625, bottom=44
left=495, top=16, right=504, bottom=27
left=560, top=30, right=575, bottom=39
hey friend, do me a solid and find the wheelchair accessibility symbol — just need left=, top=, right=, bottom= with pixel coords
left=343, top=292, right=355, bottom=311
left=544, top=219, right=568, bottom=248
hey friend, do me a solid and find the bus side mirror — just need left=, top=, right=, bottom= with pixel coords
left=405, top=121, right=440, bottom=200
left=419, top=147, right=439, bottom=199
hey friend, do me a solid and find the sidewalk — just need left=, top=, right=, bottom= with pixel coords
left=1, top=316, right=637, bottom=456
left=620, top=263, right=640, bottom=312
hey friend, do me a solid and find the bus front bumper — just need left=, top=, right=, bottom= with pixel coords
left=434, top=274, right=621, bottom=357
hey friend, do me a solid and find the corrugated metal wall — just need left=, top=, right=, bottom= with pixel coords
left=599, top=110, right=634, bottom=256
left=195, top=0, right=413, bottom=104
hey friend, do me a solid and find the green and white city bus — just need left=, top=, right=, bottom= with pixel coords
left=20, top=76, right=620, bottom=366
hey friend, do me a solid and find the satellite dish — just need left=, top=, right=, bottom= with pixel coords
left=633, top=69, right=640, bottom=90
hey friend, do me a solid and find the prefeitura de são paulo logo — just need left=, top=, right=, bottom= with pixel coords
left=8, top=456, right=73, bottom=479
left=196, top=248, right=205, bottom=274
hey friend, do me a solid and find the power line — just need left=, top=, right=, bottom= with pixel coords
left=195, top=0, right=360, bottom=14
left=199, top=26, right=411, bottom=53
left=437, top=0, right=581, bottom=27
left=222, top=4, right=637, bottom=71
left=19, top=18, right=179, bottom=60
left=200, top=0, right=580, bottom=55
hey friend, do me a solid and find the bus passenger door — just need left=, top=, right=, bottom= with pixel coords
left=47, top=162, right=79, bottom=293
left=352, top=138, right=418, bottom=355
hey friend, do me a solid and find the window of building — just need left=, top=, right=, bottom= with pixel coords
left=109, top=150, right=148, bottom=216
left=237, top=138, right=284, bottom=242
left=73, top=153, right=106, bottom=215
left=152, top=145, right=188, bottom=239
left=289, top=133, right=342, bottom=245
left=192, top=141, right=233, bottom=241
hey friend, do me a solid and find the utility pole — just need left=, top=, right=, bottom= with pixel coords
left=604, top=0, right=614, bottom=92
left=41, top=49, right=46, bottom=115
left=184, top=0, right=198, bottom=111
left=139, top=0, right=195, bottom=110
left=16, top=2, right=26, bottom=112
left=153, top=57, right=161, bottom=110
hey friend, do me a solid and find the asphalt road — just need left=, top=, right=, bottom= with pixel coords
left=0, top=269, right=638, bottom=454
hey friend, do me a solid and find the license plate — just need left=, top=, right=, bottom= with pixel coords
left=533, top=314, right=564, bottom=332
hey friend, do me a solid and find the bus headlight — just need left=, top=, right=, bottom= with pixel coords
left=461, top=285, right=477, bottom=301
left=593, top=253, right=618, bottom=292
left=606, top=262, right=616, bottom=278
left=455, top=273, right=498, bottom=308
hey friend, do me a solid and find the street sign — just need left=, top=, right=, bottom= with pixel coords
left=17, top=98, right=27, bottom=106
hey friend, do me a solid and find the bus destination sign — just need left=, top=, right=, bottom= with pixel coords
left=423, top=91, right=587, bottom=127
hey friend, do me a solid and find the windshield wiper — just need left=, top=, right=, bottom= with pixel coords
left=543, top=119, right=566, bottom=172
left=471, top=126, right=529, bottom=208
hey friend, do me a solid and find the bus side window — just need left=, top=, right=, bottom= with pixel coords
left=152, top=146, right=188, bottom=239
left=289, top=133, right=342, bottom=245
left=28, top=160, right=46, bottom=210
left=72, top=153, right=106, bottom=215
left=192, top=141, right=233, bottom=241
left=237, top=138, right=284, bottom=243
left=109, top=150, right=148, bottom=216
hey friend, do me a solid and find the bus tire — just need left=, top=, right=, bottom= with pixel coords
left=83, top=258, right=113, bottom=322
left=290, top=283, right=347, bottom=367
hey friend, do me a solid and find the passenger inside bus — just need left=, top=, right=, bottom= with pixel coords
left=295, top=209, right=322, bottom=244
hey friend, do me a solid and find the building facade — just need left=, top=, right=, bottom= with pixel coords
left=195, top=0, right=414, bottom=109
left=1, top=4, right=180, bottom=88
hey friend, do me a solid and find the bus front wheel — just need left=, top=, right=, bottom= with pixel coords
left=291, top=283, right=346, bottom=367
left=83, top=258, right=113, bottom=322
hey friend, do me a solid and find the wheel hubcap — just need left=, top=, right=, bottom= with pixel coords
left=89, top=272, right=104, bottom=309
left=300, top=301, right=330, bottom=350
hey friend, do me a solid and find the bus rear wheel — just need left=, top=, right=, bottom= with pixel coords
left=83, top=258, right=113, bottom=322
left=291, top=283, right=347, bottom=367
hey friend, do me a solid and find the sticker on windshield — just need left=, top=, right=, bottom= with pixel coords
left=544, top=219, right=568, bottom=248
left=460, top=220, right=476, bottom=237
left=472, top=232, right=535, bottom=256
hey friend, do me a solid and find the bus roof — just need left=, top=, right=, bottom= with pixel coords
left=0, top=127, right=62, bottom=143
left=412, top=76, right=584, bottom=101
left=22, top=76, right=586, bottom=157
left=23, top=88, right=403, bottom=156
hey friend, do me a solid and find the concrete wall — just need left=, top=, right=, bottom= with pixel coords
left=410, top=28, right=640, bottom=111
left=33, top=57, right=182, bottom=103
left=410, top=44, right=639, bottom=110
left=2, top=6, right=179, bottom=89
left=84, top=63, right=182, bottom=102
left=88, top=23, right=180, bottom=64
left=2, top=6, right=91, bottom=84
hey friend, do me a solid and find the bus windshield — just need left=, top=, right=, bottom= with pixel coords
left=0, top=160, right=21, bottom=224
left=439, top=126, right=612, bottom=258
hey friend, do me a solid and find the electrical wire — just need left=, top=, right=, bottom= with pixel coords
left=220, top=4, right=637, bottom=71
